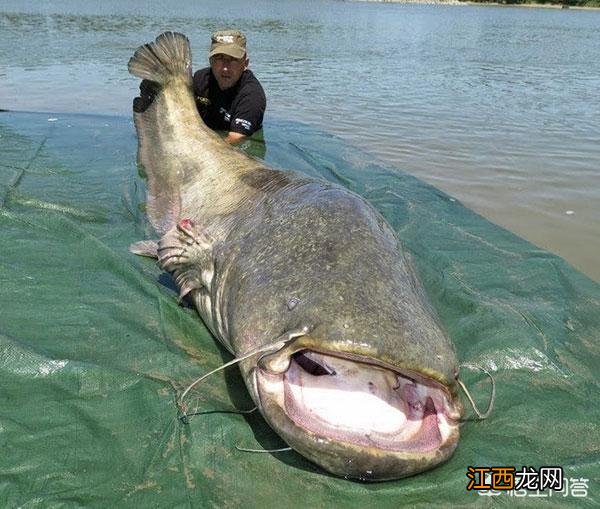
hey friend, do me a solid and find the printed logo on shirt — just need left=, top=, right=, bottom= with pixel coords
left=219, top=107, right=231, bottom=123
left=234, top=118, right=252, bottom=132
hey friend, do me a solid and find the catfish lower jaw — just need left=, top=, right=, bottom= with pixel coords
left=254, top=350, right=461, bottom=481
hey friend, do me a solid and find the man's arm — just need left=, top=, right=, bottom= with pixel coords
left=224, top=131, right=247, bottom=144
left=227, top=75, right=266, bottom=143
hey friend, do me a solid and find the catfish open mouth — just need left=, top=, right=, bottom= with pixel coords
left=255, top=349, right=461, bottom=471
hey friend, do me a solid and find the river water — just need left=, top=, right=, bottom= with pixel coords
left=1, top=0, right=599, bottom=280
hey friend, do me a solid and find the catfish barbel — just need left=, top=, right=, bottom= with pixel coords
left=128, top=32, right=463, bottom=481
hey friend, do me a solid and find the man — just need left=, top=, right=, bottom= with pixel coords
left=193, top=30, right=266, bottom=144
left=135, top=30, right=266, bottom=145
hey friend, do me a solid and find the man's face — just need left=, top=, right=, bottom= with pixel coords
left=210, top=54, right=248, bottom=90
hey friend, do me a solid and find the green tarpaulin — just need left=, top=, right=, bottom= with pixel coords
left=1, top=111, right=598, bottom=507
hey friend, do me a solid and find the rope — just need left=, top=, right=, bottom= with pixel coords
left=178, top=326, right=309, bottom=420
left=457, top=363, right=496, bottom=420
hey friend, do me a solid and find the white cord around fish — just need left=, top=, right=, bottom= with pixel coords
left=457, top=363, right=496, bottom=420
left=178, top=327, right=309, bottom=420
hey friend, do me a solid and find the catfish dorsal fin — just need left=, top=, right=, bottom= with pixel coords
left=157, top=218, right=215, bottom=300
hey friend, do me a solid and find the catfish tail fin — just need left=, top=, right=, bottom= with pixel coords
left=128, top=31, right=192, bottom=85
left=128, top=32, right=197, bottom=235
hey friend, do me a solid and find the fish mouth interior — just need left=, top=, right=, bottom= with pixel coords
left=258, top=350, right=459, bottom=454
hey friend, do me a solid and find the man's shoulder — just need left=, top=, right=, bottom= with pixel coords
left=238, top=70, right=266, bottom=103
left=193, top=67, right=211, bottom=92
left=240, top=70, right=264, bottom=90
left=193, top=67, right=211, bottom=79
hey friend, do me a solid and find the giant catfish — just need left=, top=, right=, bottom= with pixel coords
left=128, top=32, right=463, bottom=481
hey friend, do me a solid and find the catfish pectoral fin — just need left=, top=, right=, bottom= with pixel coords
left=158, top=218, right=216, bottom=296
left=129, top=240, right=159, bottom=258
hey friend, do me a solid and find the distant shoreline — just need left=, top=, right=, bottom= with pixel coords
left=350, top=0, right=600, bottom=9
left=463, top=0, right=600, bottom=8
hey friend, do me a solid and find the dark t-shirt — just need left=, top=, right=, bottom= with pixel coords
left=193, top=68, right=266, bottom=136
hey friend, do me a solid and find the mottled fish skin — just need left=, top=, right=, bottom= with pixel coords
left=129, top=32, right=462, bottom=481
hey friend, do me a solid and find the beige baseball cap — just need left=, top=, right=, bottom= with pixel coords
left=209, top=30, right=247, bottom=59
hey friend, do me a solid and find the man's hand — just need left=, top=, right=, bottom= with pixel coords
left=224, top=132, right=247, bottom=144
left=140, top=79, right=160, bottom=98
left=133, top=80, right=160, bottom=113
